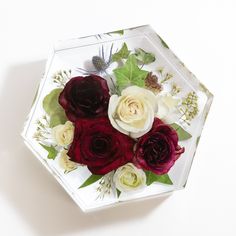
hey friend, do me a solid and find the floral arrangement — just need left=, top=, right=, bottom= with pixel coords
left=34, top=42, right=197, bottom=198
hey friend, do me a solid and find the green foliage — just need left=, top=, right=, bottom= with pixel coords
left=158, top=35, right=169, bottom=49
left=39, top=143, right=58, bottom=160
left=108, top=29, right=124, bottom=35
left=79, top=174, right=103, bottom=189
left=134, top=48, right=156, bottom=65
left=116, top=189, right=121, bottom=198
left=145, top=171, right=173, bottom=186
left=42, top=89, right=67, bottom=128
left=113, top=55, right=149, bottom=90
left=170, top=123, right=192, bottom=141
left=112, top=43, right=130, bottom=62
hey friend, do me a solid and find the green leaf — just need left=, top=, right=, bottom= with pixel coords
left=113, top=55, right=149, bottom=90
left=42, top=89, right=67, bottom=127
left=158, top=35, right=169, bottom=49
left=170, top=123, right=192, bottom=141
left=39, top=143, right=58, bottom=160
left=134, top=48, right=156, bottom=65
left=145, top=171, right=173, bottom=186
left=196, top=136, right=201, bottom=147
left=79, top=174, right=103, bottom=189
left=49, top=109, right=67, bottom=128
left=112, top=43, right=130, bottom=62
left=43, top=88, right=63, bottom=115
left=116, top=189, right=121, bottom=198
left=108, top=29, right=124, bottom=35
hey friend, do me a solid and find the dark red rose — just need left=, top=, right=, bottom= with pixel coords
left=134, top=118, right=184, bottom=175
left=68, top=117, right=135, bottom=175
left=59, top=75, right=110, bottom=121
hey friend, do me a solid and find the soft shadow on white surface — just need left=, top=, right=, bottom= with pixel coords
left=0, top=62, right=168, bottom=236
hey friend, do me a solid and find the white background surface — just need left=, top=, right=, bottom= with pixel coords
left=0, top=0, right=235, bottom=235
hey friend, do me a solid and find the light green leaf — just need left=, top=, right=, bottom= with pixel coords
left=116, top=189, right=121, bottom=198
left=39, top=143, right=58, bottom=160
left=158, top=35, right=169, bottom=49
left=42, top=89, right=67, bottom=127
left=43, top=88, right=63, bottom=115
left=170, top=123, right=192, bottom=141
left=49, top=109, right=67, bottom=128
left=145, top=171, right=173, bottom=186
left=134, top=48, right=156, bottom=65
left=108, top=29, right=124, bottom=35
left=113, top=55, right=149, bottom=90
left=79, top=174, right=103, bottom=189
left=112, top=43, right=130, bottom=62
left=196, top=136, right=201, bottom=147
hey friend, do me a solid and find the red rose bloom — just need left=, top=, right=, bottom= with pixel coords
left=68, top=117, right=135, bottom=175
left=59, top=75, right=110, bottom=121
left=134, top=118, right=184, bottom=175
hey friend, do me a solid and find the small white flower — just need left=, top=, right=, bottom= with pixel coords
left=59, top=149, right=77, bottom=172
left=52, top=121, right=74, bottom=146
left=113, top=163, right=146, bottom=192
left=156, top=93, right=181, bottom=123
left=108, top=86, right=157, bottom=138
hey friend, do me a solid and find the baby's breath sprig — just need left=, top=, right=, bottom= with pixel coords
left=96, top=171, right=114, bottom=199
left=53, top=70, right=71, bottom=87
left=179, top=91, right=199, bottom=125
left=33, top=115, right=51, bottom=142
left=171, top=83, right=181, bottom=96
left=156, top=67, right=173, bottom=84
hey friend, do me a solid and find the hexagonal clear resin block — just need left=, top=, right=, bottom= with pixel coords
left=22, top=25, right=213, bottom=212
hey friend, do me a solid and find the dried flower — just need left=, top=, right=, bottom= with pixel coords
left=145, top=72, right=162, bottom=93
left=53, top=70, right=71, bottom=87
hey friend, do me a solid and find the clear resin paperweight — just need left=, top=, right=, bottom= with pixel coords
left=22, top=25, right=213, bottom=212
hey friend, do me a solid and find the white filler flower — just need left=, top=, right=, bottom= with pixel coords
left=113, top=163, right=146, bottom=192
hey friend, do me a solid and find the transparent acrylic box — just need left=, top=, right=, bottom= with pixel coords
left=22, top=25, right=213, bottom=212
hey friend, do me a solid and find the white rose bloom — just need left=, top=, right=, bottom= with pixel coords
left=59, top=149, right=77, bottom=171
left=156, top=93, right=181, bottom=123
left=52, top=121, right=74, bottom=146
left=108, top=86, right=157, bottom=138
left=113, top=163, right=146, bottom=192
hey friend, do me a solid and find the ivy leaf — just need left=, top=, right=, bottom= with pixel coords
left=158, top=35, right=169, bottom=49
left=39, top=143, right=58, bottom=160
left=113, top=55, right=149, bottom=90
left=112, top=43, right=130, bottom=62
left=42, top=88, right=67, bottom=128
left=170, top=123, right=192, bottom=141
left=134, top=48, right=156, bottom=65
left=79, top=174, right=103, bottom=189
left=145, top=171, right=173, bottom=186
left=116, top=189, right=121, bottom=198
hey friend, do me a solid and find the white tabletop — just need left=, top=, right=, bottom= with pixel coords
left=0, top=0, right=235, bottom=236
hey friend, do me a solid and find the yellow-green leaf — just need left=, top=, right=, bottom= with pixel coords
left=170, top=123, right=192, bottom=141
left=79, top=174, right=103, bottom=189
left=112, top=43, right=130, bottom=62
left=145, top=171, right=173, bottom=186
left=39, top=143, right=58, bottom=160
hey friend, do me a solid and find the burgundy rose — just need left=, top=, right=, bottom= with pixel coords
left=134, top=118, right=184, bottom=175
left=68, top=117, right=135, bottom=175
left=59, top=75, right=110, bottom=121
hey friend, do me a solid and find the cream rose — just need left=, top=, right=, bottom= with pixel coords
left=156, top=93, right=181, bottom=123
left=52, top=121, right=74, bottom=146
left=113, top=163, right=146, bottom=192
left=108, top=86, right=157, bottom=138
left=59, top=149, right=77, bottom=171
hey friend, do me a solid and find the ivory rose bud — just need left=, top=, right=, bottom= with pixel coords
left=113, top=163, right=146, bottom=192
left=108, top=86, right=157, bottom=138
left=52, top=121, right=74, bottom=146
left=156, top=93, right=181, bottom=123
left=59, top=150, right=77, bottom=171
